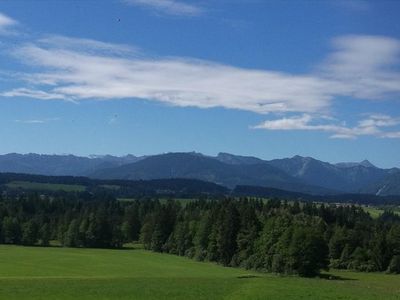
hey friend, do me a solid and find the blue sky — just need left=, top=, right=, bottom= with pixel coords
left=0, top=0, right=400, bottom=167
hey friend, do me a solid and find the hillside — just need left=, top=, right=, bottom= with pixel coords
left=0, top=173, right=228, bottom=198
left=361, top=169, right=400, bottom=196
left=89, top=152, right=330, bottom=194
left=0, top=152, right=398, bottom=196
left=0, top=153, right=141, bottom=176
left=267, top=155, right=387, bottom=192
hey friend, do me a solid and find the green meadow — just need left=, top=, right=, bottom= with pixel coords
left=361, top=205, right=400, bottom=218
left=0, top=245, right=398, bottom=300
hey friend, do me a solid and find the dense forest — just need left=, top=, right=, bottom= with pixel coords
left=0, top=192, right=400, bottom=277
left=0, top=173, right=228, bottom=198
left=2, top=172, right=400, bottom=205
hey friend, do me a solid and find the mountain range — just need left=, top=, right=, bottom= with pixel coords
left=0, top=152, right=399, bottom=196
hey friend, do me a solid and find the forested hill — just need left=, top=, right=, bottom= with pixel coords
left=234, top=185, right=400, bottom=205
left=0, top=173, right=228, bottom=198
left=89, top=152, right=322, bottom=194
left=1, top=172, right=399, bottom=205
left=0, top=195, right=399, bottom=277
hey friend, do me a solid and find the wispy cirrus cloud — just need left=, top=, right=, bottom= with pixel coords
left=0, top=12, right=17, bottom=34
left=2, top=88, right=66, bottom=100
left=14, top=119, right=45, bottom=124
left=123, top=0, right=203, bottom=17
left=253, top=114, right=400, bottom=139
left=2, top=32, right=400, bottom=138
left=38, top=35, right=138, bottom=56
left=319, top=35, right=400, bottom=100
left=14, top=117, right=60, bottom=124
left=3, top=35, right=332, bottom=113
left=4, top=35, right=400, bottom=112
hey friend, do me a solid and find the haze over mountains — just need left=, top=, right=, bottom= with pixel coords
left=0, top=152, right=399, bottom=196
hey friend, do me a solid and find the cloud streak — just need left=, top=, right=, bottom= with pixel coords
left=4, top=35, right=400, bottom=113
left=0, top=12, right=17, bottom=34
left=37, top=35, right=137, bottom=56
left=253, top=114, right=400, bottom=139
left=14, top=119, right=45, bottom=124
left=124, top=0, right=203, bottom=17
left=14, top=117, right=59, bottom=124
left=4, top=37, right=332, bottom=113
left=2, top=33, right=400, bottom=138
left=319, top=35, right=400, bottom=100
left=2, top=88, right=66, bottom=100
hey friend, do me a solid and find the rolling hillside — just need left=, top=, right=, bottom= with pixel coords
left=267, top=155, right=387, bottom=193
left=0, top=152, right=398, bottom=196
left=89, top=152, right=330, bottom=194
left=0, top=153, right=141, bottom=176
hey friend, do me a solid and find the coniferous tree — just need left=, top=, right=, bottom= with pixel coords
left=233, top=203, right=260, bottom=267
left=193, top=211, right=213, bottom=260
left=0, top=192, right=399, bottom=278
left=65, top=220, right=80, bottom=247
left=2, top=217, right=22, bottom=244
left=288, top=227, right=328, bottom=277
left=140, top=215, right=155, bottom=250
left=387, top=255, right=400, bottom=274
left=216, top=202, right=240, bottom=266
left=21, top=220, right=39, bottom=245
left=39, top=223, right=50, bottom=246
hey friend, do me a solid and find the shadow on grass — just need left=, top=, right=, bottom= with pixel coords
left=237, top=274, right=261, bottom=279
left=122, top=243, right=144, bottom=250
left=318, top=273, right=357, bottom=281
left=235, top=272, right=357, bottom=281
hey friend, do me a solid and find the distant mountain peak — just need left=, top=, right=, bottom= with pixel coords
left=216, top=152, right=264, bottom=165
left=360, top=160, right=376, bottom=168
left=291, top=155, right=314, bottom=161
left=336, top=160, right=377, bottom=169
left=1, top=152, right=396, bottom=195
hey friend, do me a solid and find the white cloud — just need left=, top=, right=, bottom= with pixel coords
left=253, top=114, right=314, bottom=130
left=358, top=114, right=400, bottom=128
left=0, top=12, right=17, bottom=34
left=382, top=131, right=400, bottom=138
left=6, top=42, right=332, bottom=113
left=5, top=34, right=400, bottom=115
left=1, top=88, right=66, bottom=100
left=15, top=119, right=45, bottom=124
left=124, top=0, right=203, bottom=16
left=253, top=114, right=400, bottom=139
left=38, top=35, right=137, bottom=56
left=2, top=33, right=400, bottom=139
left=320, top=35, right=400, bottom=99
left=14, top=117, right=59, bottom=124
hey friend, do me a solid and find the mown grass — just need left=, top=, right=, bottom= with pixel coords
left=362, top=206, right=385, bottom=218
left=0, top=245, right=399, bottom=299
left=5, top=181, right=86, bottom=192
left=361, top=205, right=400, bottom=218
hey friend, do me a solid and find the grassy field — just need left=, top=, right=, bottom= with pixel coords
left=361, top=205, right=400, bottom=218
left=362, top=206, right=385, bottom=218
left=5, top=181, right=86, bottom=192
left=0, top=245, right=399, bottom=299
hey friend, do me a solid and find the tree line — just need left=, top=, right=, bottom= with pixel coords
left=0, top=193, right=399, bottom=277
